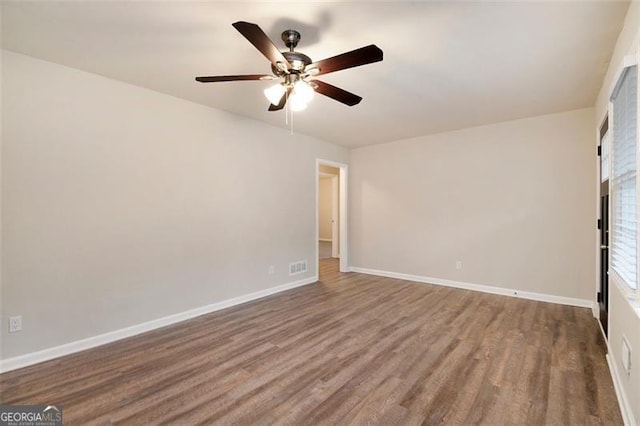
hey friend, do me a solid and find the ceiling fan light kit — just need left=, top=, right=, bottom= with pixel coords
left=264, top=83, right=286, bottom=105
left=195, top=21, right=383, bottom=113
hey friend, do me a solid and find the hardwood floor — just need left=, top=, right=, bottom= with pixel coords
left=0, top=259, right=622, bottom=425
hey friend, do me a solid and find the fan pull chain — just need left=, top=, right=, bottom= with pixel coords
left=283, top=91, right=294, bottom=135
left=285, top=94, right=289, bottom=126
left=290, top=106, right=294, bottom=135
left=282, top=91, right=294, bottom=135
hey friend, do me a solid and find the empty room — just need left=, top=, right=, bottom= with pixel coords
left=1, top=1, right=639, bottom=425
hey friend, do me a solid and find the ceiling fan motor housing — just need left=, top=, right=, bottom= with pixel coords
left=268, top=30, right=312, bottom=75
left=278, top=51, right=312, bottom=74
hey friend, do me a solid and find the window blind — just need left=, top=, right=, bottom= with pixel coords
left=611, top=65, right=638, bottom=290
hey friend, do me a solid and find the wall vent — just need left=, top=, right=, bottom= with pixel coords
left=289, top=260, right=308, bottom=276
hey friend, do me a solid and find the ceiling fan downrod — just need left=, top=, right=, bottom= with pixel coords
left=281, top=29, right=301, bottom=52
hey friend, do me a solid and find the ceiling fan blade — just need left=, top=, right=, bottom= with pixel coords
left=232, top=21, right=292, bottom=69
left=268, top=88, right=291, bottom=111
left=313, top=80, right=362, bottom=106
left=309, top=45, right=383, bottom=76
left=195, top=74, right=273, bottom=83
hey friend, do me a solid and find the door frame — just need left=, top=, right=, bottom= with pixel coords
left=597, top=114, right=610, bottom=336
left=316, top=159, right=348, bottom=273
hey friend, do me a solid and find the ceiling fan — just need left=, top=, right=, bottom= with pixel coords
left=195, top=21, right=383, bottom=112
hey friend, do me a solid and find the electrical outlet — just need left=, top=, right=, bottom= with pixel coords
left=456, top=260, right=463, bottom=270
left=9, top=316, right=22, bottom=333
left=268, top=265, right=275, bottom=275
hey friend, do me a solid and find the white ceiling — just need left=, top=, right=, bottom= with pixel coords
left=1, top=1, right=630, bottom=148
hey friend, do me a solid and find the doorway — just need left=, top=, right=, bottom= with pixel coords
left=598, top=116, right=610, bottom=336
left=318, top=172, right=339, bottom=259
left=316, top=159, right=348, bottom=274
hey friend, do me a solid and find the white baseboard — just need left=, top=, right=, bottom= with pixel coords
left=349, top=266, right=593, bottom=308
left=586, top=303, right=625, bottom=423
left=596, top=317, right=608, bottom=343
left=319, top=238, right=332, bottom=242
left=0, top=275, right=318, bottom=373
left=606, top=353, right=636, bottom=426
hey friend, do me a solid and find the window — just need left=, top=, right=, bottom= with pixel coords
left=610, top=65, right=638, bottom=290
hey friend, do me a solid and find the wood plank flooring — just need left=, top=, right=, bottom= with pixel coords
left=0, top=259, right=622, bottom=425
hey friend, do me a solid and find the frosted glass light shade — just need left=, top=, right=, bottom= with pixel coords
left=289, top=96, right=308, bottom=111
left=293, top=80, right=314, bottom=103
left=264, top=84, right=286, bottom=104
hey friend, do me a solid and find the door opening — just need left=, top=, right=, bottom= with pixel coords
left=316, top=159, right=348, bottom=274
left=318, top=171, right=339, bottom=260
left=598, top=116, right=610, bottom=336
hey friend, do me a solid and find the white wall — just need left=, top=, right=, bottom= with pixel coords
left=0, top=7, right=4, bottom=366
left=0, top=50, right=349, bottom=360
left=319, top=178, right=332, bottom=241
left=350, top=108, right=595, bottom=301
left=593, top=3, right=640, bottom=424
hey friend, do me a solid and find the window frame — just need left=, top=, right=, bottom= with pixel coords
left=607, top=52, right=640, bottom=312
